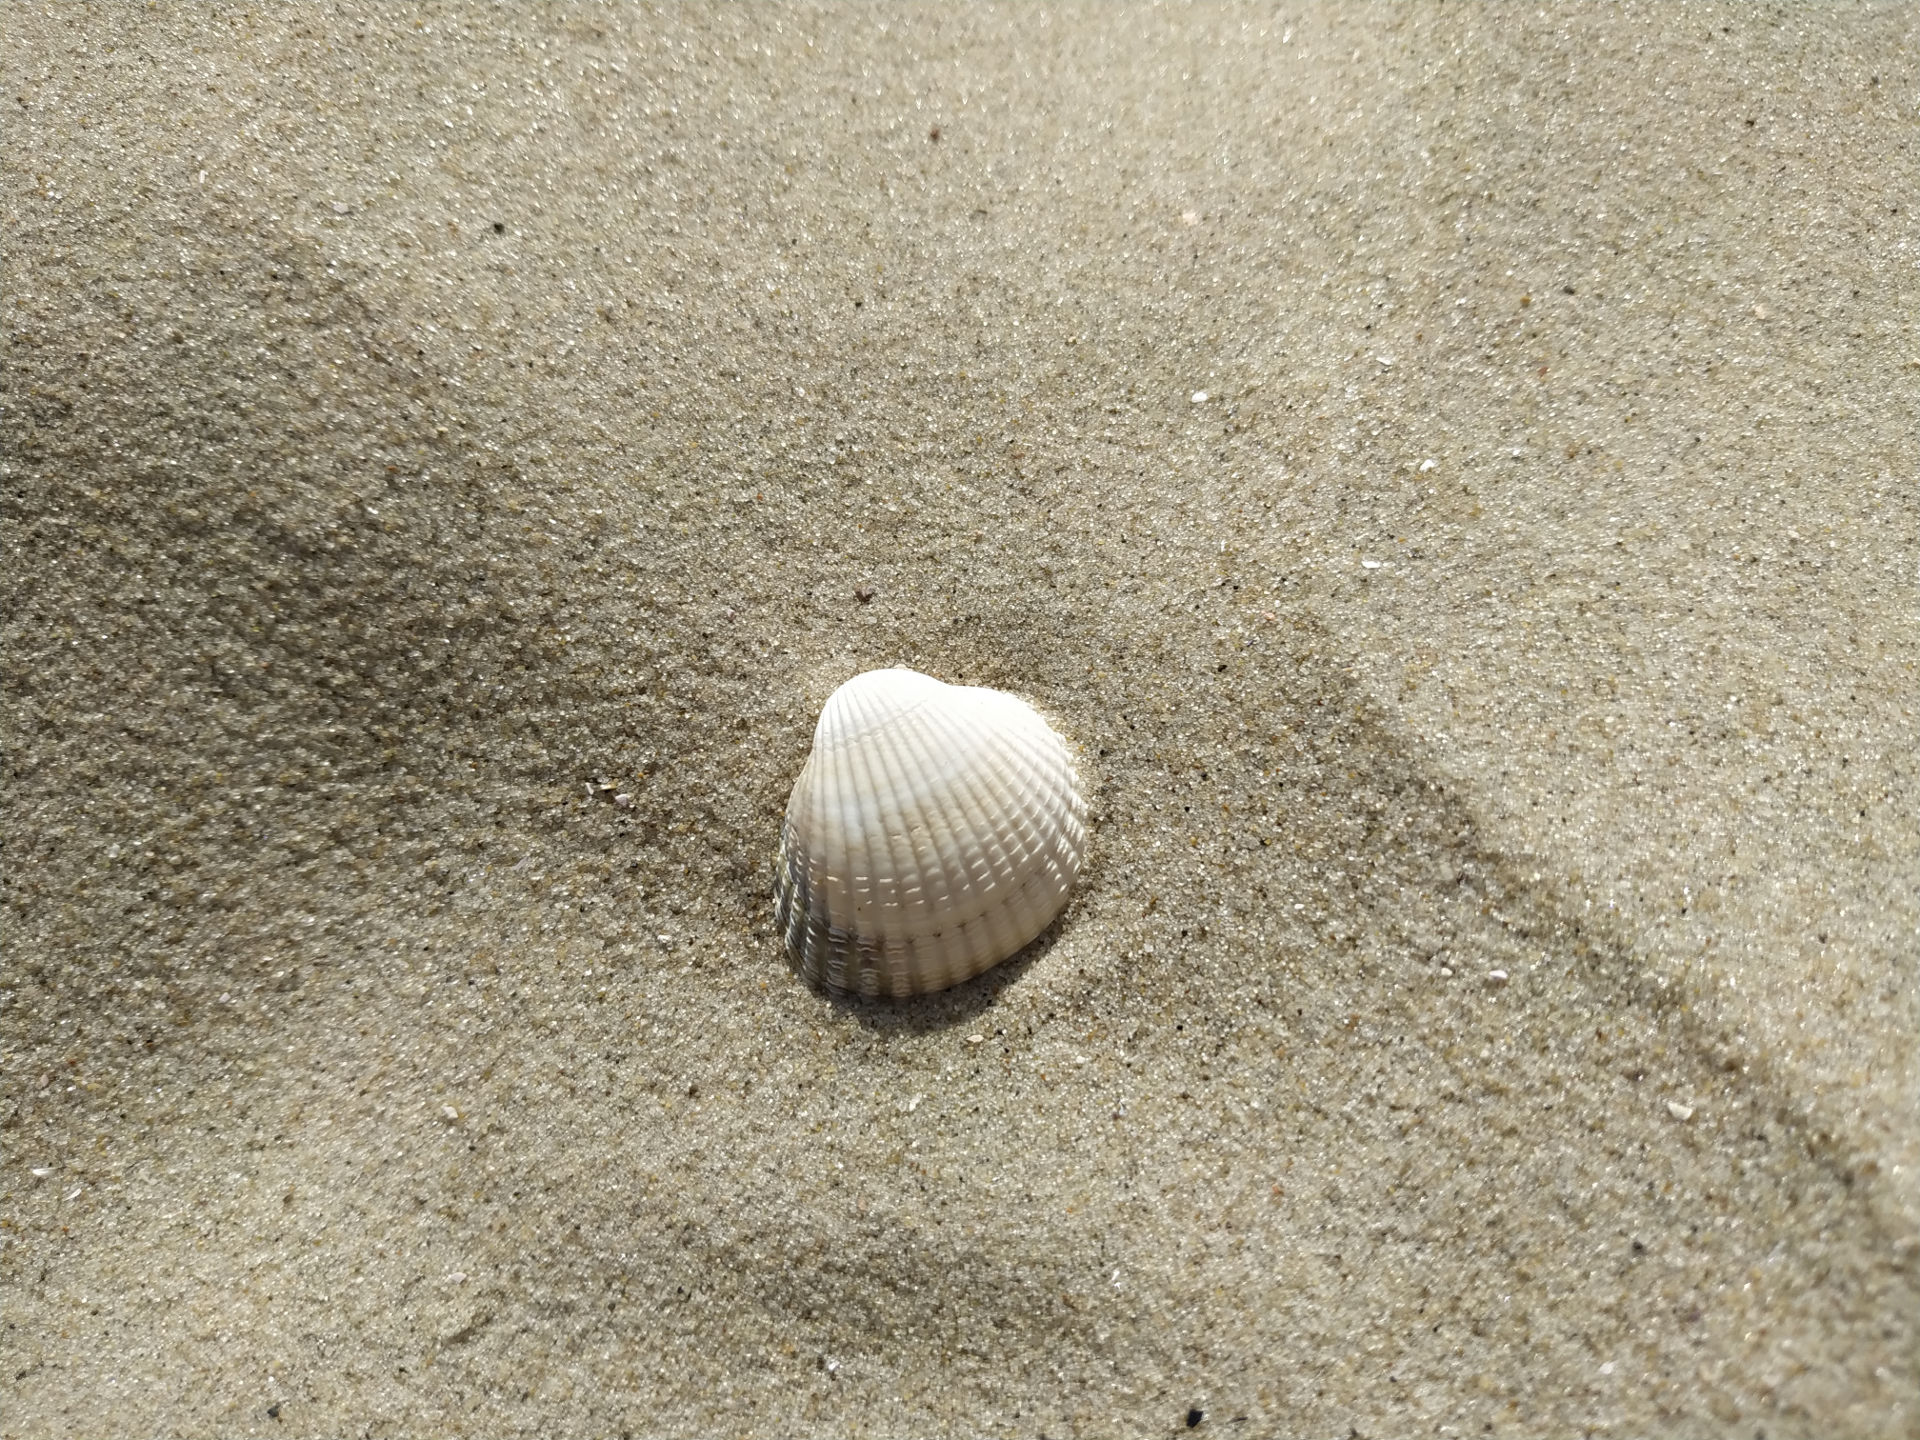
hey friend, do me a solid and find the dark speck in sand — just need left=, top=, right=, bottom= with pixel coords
left=1187, top=1407, right=1205, bottom=1428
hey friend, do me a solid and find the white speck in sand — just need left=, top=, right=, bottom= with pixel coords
left=1191, top=390, right=1209, bottom=404
left=1486, top=969, right=1509, bottom=986
left=1599, top=1361, right=1616, bottom=1376
left=1362, top=559, right=1383, bottom=570
left=442, top=1105, right=460, bottom=1122
left=1667, top=1101, right=1695, bottom=1122
left=966, top=1034, right=985, bottom=1046
left=1419, top=458, right=1438, bottom=472
left=31, top=1168, right=52, bottom=1179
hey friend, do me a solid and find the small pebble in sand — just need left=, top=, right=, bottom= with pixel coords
left=1667, top=1101, right=1695, bottom=1122
left=1191, top=390, right=1209, bottom=404
left=1419, top=458, right=1438, bottom=472
left=967, top=1034, right=985, bottom=1046
left=1486, top=969, right=1509, bottom=987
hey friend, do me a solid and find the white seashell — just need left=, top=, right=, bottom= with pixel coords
left=774, top=667, right=1087, bottom=997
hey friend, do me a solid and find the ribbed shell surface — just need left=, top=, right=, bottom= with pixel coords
left=774, top=668, right=1086, bottom=997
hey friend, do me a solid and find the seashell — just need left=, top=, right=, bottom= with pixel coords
left=774, top=667, right=1087, bottom=997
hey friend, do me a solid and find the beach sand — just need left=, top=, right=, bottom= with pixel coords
left=4, top=5, right=1915, bottom=1435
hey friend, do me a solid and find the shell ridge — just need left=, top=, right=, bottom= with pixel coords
left=993, top=708, right=1083, bottom=933
left=812, top=685, right=866, bottom=991
left=1018, top=715, right=1086, bottom=869
left=833, top=675, right=938, bottom=994
left=915, top=695, right=1020, bottom=969
left=864, top=697, right=928, bottom=994
left=892, top=697, right=960, bottom=932
left=1018, top=729, right=1084, bottom=903
left=787, top=813, right=830, bottom=987
left=857, top=674, right=932, bottom=995
left=942, top=694, right=1074, bottom=954
left=910, top=694, right=1019, bottom=982
left=776, top=772, right=811, bottom=961
left=947, top=698, right=1047, bottom=967
left=960, top=701, right=1042, bottom=867
left=821, top=668, right=935, bottom=747
left=836, top=680, right=891, bottom=992
left=778, top=825, right=825, bottom=985
left=990, top=719, right=1058, bottom=886
left=884, top=699, right=971, bottom=979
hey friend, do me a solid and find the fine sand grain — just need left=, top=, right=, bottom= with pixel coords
left=4, top=5, right=1916, bottom=1436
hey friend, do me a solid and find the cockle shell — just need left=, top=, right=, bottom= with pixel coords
left=774, top=667, right=1087, bottom=997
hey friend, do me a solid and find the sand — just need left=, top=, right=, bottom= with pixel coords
left=4, top=4, right=1915, bottom=1436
